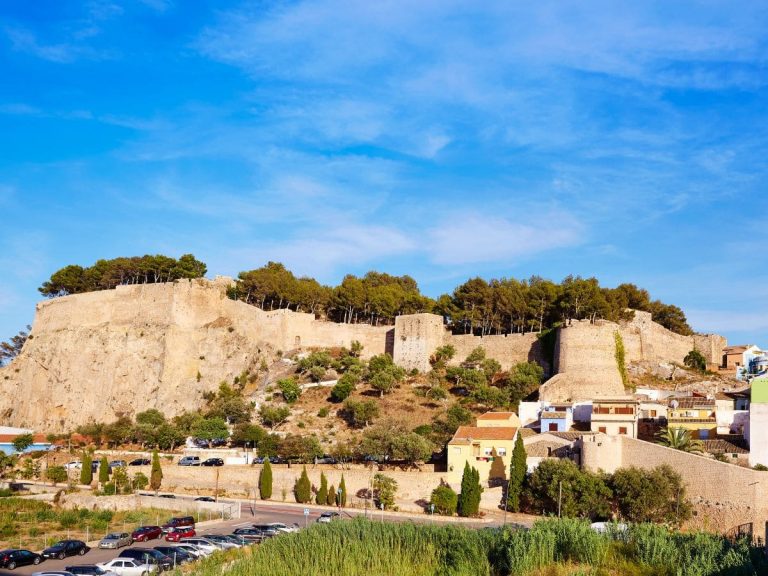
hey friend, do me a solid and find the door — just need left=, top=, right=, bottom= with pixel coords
left=548, top=423, right=558, bottom=432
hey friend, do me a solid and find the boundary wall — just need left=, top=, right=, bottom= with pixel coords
left=581, top=434, right=768, bottom=534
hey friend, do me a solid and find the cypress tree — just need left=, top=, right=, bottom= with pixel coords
left=316, top=472, right=328, bottom=505
left=507, top=433, right=527, bottom=512
left=294, top=466, right=311, bottom=503
left=98, top=456, right=110, bottom=485
left=259, top=460, right=273, bottom=500
left=339, top=474, right=347, bottom=507
left=150, top=449, right=163, bottom=492
left=80, top=452, right=92, bottom=486
left=458, top=462, right=482, bottom=517
left=327, top=483, right=336, bottom=506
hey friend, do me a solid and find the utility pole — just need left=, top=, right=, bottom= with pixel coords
left=215, top=467, right=220, bottom=504
left=558, top=481, right=562, bottom=518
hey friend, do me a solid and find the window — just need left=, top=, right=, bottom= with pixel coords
left=497, top=448, right=507, bottom=456
left=619, top=427, right=627, bottom=435
left=548, top=423, right=558, bottom=432
left=650, top=410, right=657, bottom=417
left=484, top=447, right=493, bottom=456
left=598, top=426, right=607, bottom=433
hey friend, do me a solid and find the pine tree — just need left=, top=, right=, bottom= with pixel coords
left=294, top=466, right=311, bottom=503
left=150, top=449, right=163, bottom=492
left=507, top=433, right=527, bottom=512
left=80, top=452, right=92, bottom=486
left=339, top=474, right=347, bottom=507
left=98, top=456, right=110, bottom=485
left=259, top=460, right=273, bottom=500
left=316, top=472, right=328, bottom=505
left=457, top=462, right=482, bottom=517
left=327, top=483, right=336, bottom=506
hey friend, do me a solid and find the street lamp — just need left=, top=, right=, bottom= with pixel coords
left=337, top=487, right=342, bottom=514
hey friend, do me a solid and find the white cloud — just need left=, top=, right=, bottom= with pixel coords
left=426, top=210, right=584, bottom=266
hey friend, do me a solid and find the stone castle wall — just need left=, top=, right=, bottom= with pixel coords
left=0, top=279, right=727, bottom=431
left=581, top=434, right=768, bottom=534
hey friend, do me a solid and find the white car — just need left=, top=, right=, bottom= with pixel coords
left=178, top=538, right=219, bottom=555
left=63, top=461, right=81, bottom=470
left=97, top=558, right=157, bottom=576
left=266, top=522, right=299, bottom=533
left=172, top=544, right=204, bottom=559
left=199, top=534, right=240, bottom=549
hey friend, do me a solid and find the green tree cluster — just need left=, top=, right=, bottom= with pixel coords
left=342, top=399, right=379, bottom=428
left=278, top=378, right=302, bottom=403
left=683, top=349, right=707, bottom=372
left=39, top=254, right=207, bottom=297
left=357, top=423, right=434, bottom=466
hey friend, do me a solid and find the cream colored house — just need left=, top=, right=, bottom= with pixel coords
left=590, top=397, right=639, bottom=438
left=447, top=411, right=519, bottom=484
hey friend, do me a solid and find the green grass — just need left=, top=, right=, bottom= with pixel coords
left=182, top=518, right=768, bottom=576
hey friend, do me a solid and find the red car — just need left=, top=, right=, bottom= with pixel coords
left=131, top=525, right=163, bottom=542
left=165, top=527, right=196, bottom=542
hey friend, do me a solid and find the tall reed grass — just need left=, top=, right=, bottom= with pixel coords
left=184, top=517, right=767, bottom=576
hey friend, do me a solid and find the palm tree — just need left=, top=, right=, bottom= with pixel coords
left=656, top=427, right=704, bottom=453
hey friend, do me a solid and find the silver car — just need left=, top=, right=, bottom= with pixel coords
left=98, top=533, right=132, bottom=549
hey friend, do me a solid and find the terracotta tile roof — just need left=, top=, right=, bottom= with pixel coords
left=723, top=345, right=748, bottom=354
left=547, top=431, right=597, bottom=441
left=670, top=397, right=715, bottom=409
left=541, top=411, right=567, bottom=419
left=519, top=428, right=537, bottom=438
left=703, top=437, right=749, bottom=454
left=526, top=441, right=573, bottom=458
left=0, top=434, right=49, bottom=444
left=477, top=412, right=517, bottom=420
left=449, top=426, right=518, bottom=443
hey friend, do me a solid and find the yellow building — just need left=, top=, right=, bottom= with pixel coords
left=667, top=397, right=717, bottom=439
left=590, top=397, right=639, bottom=438
left=447, top=412, right=519, bottom=484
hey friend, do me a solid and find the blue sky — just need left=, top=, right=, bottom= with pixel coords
left=1, top=0, right=767, bottom=346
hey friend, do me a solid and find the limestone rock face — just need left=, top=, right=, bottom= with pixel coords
left=0, top=279, right=277, bottom=431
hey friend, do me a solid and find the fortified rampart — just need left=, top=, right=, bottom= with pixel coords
left=0, top=279, right=726, bottom=431
left=581, top=434, right=768, bottom=535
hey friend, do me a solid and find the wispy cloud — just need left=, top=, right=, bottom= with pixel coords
left=426, top=210, right=583, bottom=266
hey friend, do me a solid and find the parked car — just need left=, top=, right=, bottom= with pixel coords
left=131, top=526, right=162, bottom=542
left=65, top=566, right=118, bottom=576
left=164, top=527, right=196, bottom=542
left=98, top=557, right=157, bottom=576
left=231, top=528, right=269, bottom=543
left=128, top=458, right=150, bottom=466
left=258, top=522, right=297, bottom=534
left=317, top=512, right=341, bottom=524
left=170, top=544, right=204, bottom=559
left=98, top=533, right=132, bottom=550
left=177, top=538, right=219, bottom=555
left=63, top=461, right=81, bottom=470
left=225, top=534, right=254, bottom=546
left=42, top=540, right=90, bottom=559
left=91, top=461, right=100, bottom=472
left=32, top=571, right=77, bottom=576
left=200, top=534, right=240, bottom=549
left=117, top=549, right=172, bottom=572
left=193, top=496, right=214, bottom=502
left=0, top=549, right=43, bottom=569
left=161, top=516, right=195, bottom=532
left=151, top=547, right=194, bottom=566
left=157, top=494, right=175, bottom=499
left=314, top=455, right=336, bottom=465
left=177, top=456, right=201, bottom=466
left=201, top=458, right=224, bottom=467
left=108, top=460, right=127, bottom=468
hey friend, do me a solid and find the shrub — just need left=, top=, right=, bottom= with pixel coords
left=430, top=483, right=457, bottom=515
left=317, top=407, right=329, bottom=418
left=331, top=373, right=356, bottom=402
left=278, top=378, right=302, bottom=403
left=294, top=466, right=312, bottom=503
